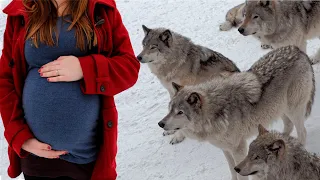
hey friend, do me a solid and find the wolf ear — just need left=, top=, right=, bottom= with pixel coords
left=267, top=139, right=286, bottom=160
left=258, top=124, right=269, bottom=136
left=172, top=82, right=183, bottom=94
left=259, top=0, right=271, bottom=7
left=187, top=92, right=202, bottom=110
left=142, top=25, right=151, bottom=35
left=159, top=30, right=173, bottom=47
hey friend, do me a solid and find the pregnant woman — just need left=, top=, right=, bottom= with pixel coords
left=0, top=0, right=139, bottom=179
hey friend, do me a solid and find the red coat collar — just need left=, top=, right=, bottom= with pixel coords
left=2, top=0, right=116, bottom=17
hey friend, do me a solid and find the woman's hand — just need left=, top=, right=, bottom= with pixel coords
left=39, top=56, right=83, bottom=82
left=22, top=138, right=68, bottom=159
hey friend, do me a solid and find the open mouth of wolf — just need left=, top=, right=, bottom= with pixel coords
left=248, top=171, right=258, bottom=176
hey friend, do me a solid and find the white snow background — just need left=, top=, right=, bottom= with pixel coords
left=1, top=0, right=320, bottom=179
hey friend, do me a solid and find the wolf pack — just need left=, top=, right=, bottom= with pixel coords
left=136, top=0, right=320, bottom=180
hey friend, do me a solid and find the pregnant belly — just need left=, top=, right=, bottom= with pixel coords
left=22, top=69, right=100, bottom=161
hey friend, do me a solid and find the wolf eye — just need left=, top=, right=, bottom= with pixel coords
left=177, top=111, right=184, bottom=115
left=253, top=15, right=259, bottom=19
left=254, top=156, right=260, bottom=160
left=150, top=45, right=157, bottom=49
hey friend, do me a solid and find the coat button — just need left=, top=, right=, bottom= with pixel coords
left=100, top=85, right=105, bottom=92
left=9, top=59, right=14, bottom=68
left=107, top=121, right=113, bottom=128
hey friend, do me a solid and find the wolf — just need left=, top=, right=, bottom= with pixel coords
left=219, top=2, right=245, bottom=32
left=137, top=25, right=240, bottom=144
left=234, top=125, right=320, bottom=180
left=238, top=0, right=320, bottom=62
left=219, top=2, right=272, bottom=49
left=158, top=45, right=315, bottom=180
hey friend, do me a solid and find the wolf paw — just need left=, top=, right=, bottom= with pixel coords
left=219, top=21, right=233, bottom=31
left=162, top=130, right=177, bottom=136
left=170, top=135, right=185, bottom=145
left=261, top=44, right=272, bottom=49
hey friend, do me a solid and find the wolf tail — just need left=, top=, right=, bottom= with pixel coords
left=305, top=66, right=315, bottom=118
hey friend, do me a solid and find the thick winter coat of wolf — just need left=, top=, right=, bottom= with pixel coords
left=234, top=125, right=320, bottom=180
left=238, top=0, right=320, bottom=62
left=158, top=45, right=315, bottom=180
left=137, top=25, right=240, bottom=144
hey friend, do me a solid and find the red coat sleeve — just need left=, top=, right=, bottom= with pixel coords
left=78, top=8, right=140, bottom=96
left=0, top=16, right=34, bottom=157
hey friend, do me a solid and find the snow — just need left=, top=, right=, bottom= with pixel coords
left=1, top=0, right=320, bottom=179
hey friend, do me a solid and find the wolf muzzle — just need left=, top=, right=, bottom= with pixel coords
left=158, top=121, right=165, bottom=128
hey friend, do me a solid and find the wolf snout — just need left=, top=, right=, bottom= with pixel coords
left=137, top=55, right=143, bottom=61
left=158, top=121, right=165, bottom=128
left=234, top=167, right=241, bottom=173
left=238, top=27, right=245, bottom=34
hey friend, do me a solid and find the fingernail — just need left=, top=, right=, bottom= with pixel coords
left=38, top=69, right=41, bottom=73
left=47, top=78, right=50, bottom=82
left=40, top=73, right=43, bottom=77
left=47, top=146, right=51, bottom=150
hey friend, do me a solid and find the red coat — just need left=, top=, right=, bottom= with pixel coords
left=0, top=0, right=140, bottom=179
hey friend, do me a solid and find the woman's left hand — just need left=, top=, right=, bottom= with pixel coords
left=39, top=56, right=83, bottom=82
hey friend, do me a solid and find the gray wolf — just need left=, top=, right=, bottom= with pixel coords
left=219, top=2, right=272, bottom=49
left=158, top=45, right=315, bottom=180
left=238, top=0, right=320, bottom=62
left=234, top=124, right=320, bottom=180
left=137, top=25, right=240, bottom=144
left=219, top=2, right=245, bottom=32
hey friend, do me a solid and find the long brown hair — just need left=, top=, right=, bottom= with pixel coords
left=23, top=0, right=97, bottom=51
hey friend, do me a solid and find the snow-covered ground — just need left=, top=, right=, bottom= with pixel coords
left=1, top=0, right=320, bottom=179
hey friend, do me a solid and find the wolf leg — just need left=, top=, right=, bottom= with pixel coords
left=169, top=130, right=185, bottom=145
left=282, top=115, right=294, bottom=136
left=252, top=35, right=272, bottom=50
left=232, top=139, right=249, bottom=180
left=222, top=150, right=238, bottom=180
left=260, top=44, right=272, bottom=49
left=288, top=109, right=307, bottom=146
left=163, top=130, right=177, bottom=136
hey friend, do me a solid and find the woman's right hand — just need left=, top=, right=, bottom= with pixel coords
left=22, top=138, right=68, bottom=159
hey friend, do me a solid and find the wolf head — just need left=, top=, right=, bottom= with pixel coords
left=238, top=0, right=277, bottom=36
left=234, top=125, right=286, bottom=178
left=136, top=25, right=174, bottom=64
left=158, top=73, right=262, bottom=133
left=157, top=82, right=204, bottom=132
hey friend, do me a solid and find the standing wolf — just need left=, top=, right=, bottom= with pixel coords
left=137, top=25, right=240, bottom=144
left=235, top=125, right=320, bottom=180
left=158, top=46, right=315, bottom=180
left=238, top=0, right=320, bottom=62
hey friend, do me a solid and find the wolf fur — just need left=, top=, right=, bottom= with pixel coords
left=238, top=0, right=320, bottom=63
left=234, top=125, right=320, bottom=180
left=158, top=45, right=315, bottom=180
left=137, top=25, right=240, bottom=144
